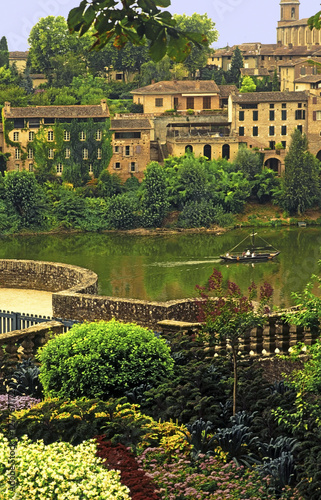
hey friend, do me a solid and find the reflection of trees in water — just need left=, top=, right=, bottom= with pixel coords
left=0, top=227, right=320, bottom=305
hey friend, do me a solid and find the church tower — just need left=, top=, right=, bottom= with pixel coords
left=279, top=0, right=300, bottom=25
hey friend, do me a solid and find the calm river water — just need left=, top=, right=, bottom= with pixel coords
left=0, top=227, right=320, bottom=307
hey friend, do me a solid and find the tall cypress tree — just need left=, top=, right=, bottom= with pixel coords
left=283, top=129, right=320, bottom=215
left=0, top=36, right=9, bottom=67
left=228, top=46, right=243, bottom=86
left=272, top=69, right=279, bottom=91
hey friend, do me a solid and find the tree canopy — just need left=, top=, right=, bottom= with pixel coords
left=67, top=0, right=208, bottom=62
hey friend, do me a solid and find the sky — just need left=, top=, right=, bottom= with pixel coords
left=0, top=0, right=318, bottom=52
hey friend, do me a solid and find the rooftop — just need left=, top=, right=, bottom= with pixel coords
left=132, top=80, right=220, bottom=95
left=3, top=101, right=109, bottom=119
left=232, top=91, right=308, bottom=103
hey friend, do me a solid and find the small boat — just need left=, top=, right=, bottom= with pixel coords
left=220, top=231, right=280, bottom=262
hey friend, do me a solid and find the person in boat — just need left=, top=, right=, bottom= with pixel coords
left=226, top=252, right=229, bottom=257
left=252, top=251, right=255, bottom=257
left=245, top=249, right=250, bottom=256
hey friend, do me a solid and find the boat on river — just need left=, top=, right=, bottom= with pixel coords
left=220, top=231, right=280, bottom=262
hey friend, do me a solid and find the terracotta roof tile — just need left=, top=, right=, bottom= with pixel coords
left=294, top=75, right=321, bottom=83
left=132, top=80, right=220, bottom=94
left=218, top=85, right=237, bottom=97
left=232, top=91, right=308, bottom=103
left=3, top=102, right=109, bottom=119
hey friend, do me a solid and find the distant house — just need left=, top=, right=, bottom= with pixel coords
left=131, top=80, right=221, bottom=114
left=9, top=51, right=29, bottom=73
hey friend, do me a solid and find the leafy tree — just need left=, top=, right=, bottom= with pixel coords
left=106, top=193, right=138, bottom=229
left=38, top=319, right=174, bottom=399
left=254, top=168, right=281, bottom=203
left=97, top=169, right=123, bottom=198
left=227, top=46, right=243, bottom=85
left=173, top=13, right=218, bottom=78
left=0, top=36, right=9, bottom=67
left=68, top=0, right=208, bottom=63
left=3, top=171, right=48, bottom=228
left=282, top=129, right=320, bottom=215
left=138, top=56, right=172, bottom=86
left=19, top=68, right=34, bottom=95
left=140, top=162, right=169, bottom=227
left=240, top=75, right=256, bottom=93
left=195, top=269, right=273, bottom=415
left=28, top=16, right=91, bottom=79
left=50, top=53, right=87, bottom=88
left=233, top=147, right=262, bottom=181
left=0, top=86, right=27, bottom=107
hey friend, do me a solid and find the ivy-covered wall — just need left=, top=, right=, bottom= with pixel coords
left=2, top=112, right=113, bottom=186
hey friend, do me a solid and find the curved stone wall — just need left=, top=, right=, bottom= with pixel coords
left=0, top=259, right=98, bottom=295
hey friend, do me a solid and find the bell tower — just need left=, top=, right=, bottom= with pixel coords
left=279, top=0, right=300, bottom=24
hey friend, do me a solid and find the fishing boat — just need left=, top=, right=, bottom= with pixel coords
left=220, top=231, right=280, bottom=262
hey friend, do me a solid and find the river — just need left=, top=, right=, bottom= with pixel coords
left=0, top=226, right=320, bottom=308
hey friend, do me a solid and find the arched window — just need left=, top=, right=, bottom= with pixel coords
left=203, top=144, right=211, bottom=160
left=222, top=144, right=230, bottom=160
left=185, top=145, right=193, bottom=153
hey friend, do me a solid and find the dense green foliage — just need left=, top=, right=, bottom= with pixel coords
left=37, top=320, right=174, bottom=399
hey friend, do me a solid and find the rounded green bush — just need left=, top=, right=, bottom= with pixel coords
left=38, top=320, right=174, bottom=399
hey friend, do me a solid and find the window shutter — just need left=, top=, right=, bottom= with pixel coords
left=313, top=111, right=317, bottom=121
left=136, top=145, right=141, bottom=154
left=313, top=97, right=317, bottom=104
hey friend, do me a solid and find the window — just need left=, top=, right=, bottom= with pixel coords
left=281, top=110, right=287, bottom=120
left=80, top=131, right=86, bottom=141
left=239, top=111, right=244, bottom=121
left=298, top=103, right=302, bottom=108
left=114, top=145, right=120, bottom=153
left=48, top=149, right=54, bottom=159
left=15, top=164, right=20, bottom=171
left=56, top=163, right=63, bottom=173
left=29, top=131, right=34, bottom=141
left=14, top=119, right=24, bottom=128
left=239, top=126, right=244, bottom=136
left=297, top=125, right=303, bottom=133
left=89, top=164, right=93, bottom=174
left=203, top=96, right=211, bottom=109
left=115, top=132, right=141, bottom=139
left=282, top=103, right=287, bottom=108
left=269, top=141, right=275, bottom=149
left=28, top=163, right=33, bottom=172
left=281, top=125, right=287, bottom=135
left=27, top=148, right=33, bottom=159
left=64, top=130, right=70, bottom=141
left=65, top=148, right=71, bottom=159
left=15, top=148, right=20, bottom=160
left=130, top=162, right=136, bottom=172
left=155, top=98, right=163, bottom=107
left=97, top=148, right=102, bottom=159
left=95, top=130, right=102, bottom=140
left=269, top=103, right=274, bottom=108
left=281, top=141, right=286, bottom=148
left=114, top=162, right=121, bottom=169
left=82, top=148, right=88, bottom=160
left=252, top=126, right=258, bottom=136
left=269, top=110, right=275, bottom=121
left=291, top=7, right=295, bottom=18
left=48, top=131, right=54, bottom=141
left=269, top=126, right=275, bottom=136
left=13, top=132, right=19, bottom=142
left=174, top=97, right=178, bottom=108
left=125, top=145, right=131, bottom=156
left=300, top=67, right=306, bottom=76
left=29, top=118, right=40, bottom=128
left=295, top=109, right=305, bottom=119
left=186, top=97, right=194, bottom=109
left=253, top=110, right=258, bottom=121
left=316, top=111, right=321, bottom=120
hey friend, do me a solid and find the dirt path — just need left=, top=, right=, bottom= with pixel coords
left=0, top=289, right=53, bottom=317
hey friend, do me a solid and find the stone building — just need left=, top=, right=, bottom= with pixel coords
left=2, top=100, right=110, bottom=175
left=229, top=90, right=309, bottom=174
left=131, top=80, right=221, bottom=114
left=109, top=116, right=152, bottom=181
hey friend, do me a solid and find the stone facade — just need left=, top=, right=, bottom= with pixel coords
left=110, top=116, right=152, bottom=181
left=132, top=80, right=221, bottom=114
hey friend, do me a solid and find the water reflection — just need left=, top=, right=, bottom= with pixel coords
left=0, top=227, right=320, bottom=306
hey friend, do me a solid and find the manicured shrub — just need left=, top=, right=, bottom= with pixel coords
left=7, top=358, right=43, bottom=398
left=38, top=319, right=174, bottom=399
left=0, top=434, right=130, bottom=499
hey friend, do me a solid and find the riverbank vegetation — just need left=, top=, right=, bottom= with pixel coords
left=1, top=133, right=321, bottom=235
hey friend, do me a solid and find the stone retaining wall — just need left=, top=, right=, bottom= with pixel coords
left=0, top=259, right=98, bottom=294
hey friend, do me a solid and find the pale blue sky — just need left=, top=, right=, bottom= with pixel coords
left=1, top=0, right=318, bottom=52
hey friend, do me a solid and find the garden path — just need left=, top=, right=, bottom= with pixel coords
left=0, top=289, right=53, bottom=316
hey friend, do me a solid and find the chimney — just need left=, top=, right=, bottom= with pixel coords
left=100, top=99, right=108, bottom=112
left=4, top=102, right=10, bottom=114
left=288, top=43, right=293, bottom=49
